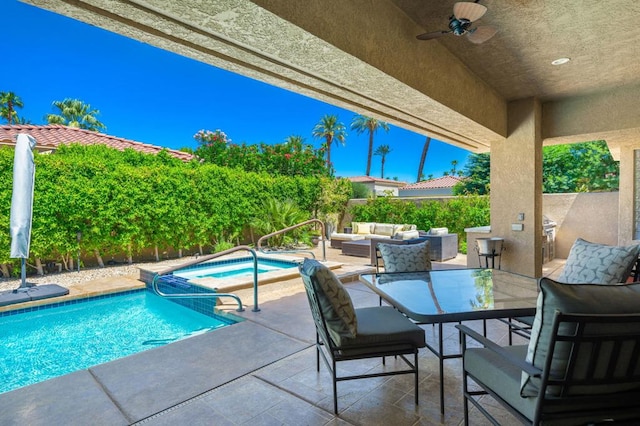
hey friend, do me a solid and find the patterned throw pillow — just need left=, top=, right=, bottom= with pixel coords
left=378, top=240, right=431, bottom=272
left=557, top=238, right=640, bottom=284
left=299, top=259, right=357, bottom=338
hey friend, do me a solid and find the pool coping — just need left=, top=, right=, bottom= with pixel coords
left=139, top=253, right=343, bottom=293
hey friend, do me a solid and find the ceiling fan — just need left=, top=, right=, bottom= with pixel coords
left=416, top=1, right=497, bottom=44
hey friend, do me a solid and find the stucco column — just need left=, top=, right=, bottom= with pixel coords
left=490, top=98, right=543, bottom=277
left=618, top=145, right=639, bottom=244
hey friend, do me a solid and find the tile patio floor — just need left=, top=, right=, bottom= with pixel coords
left=0, top=243, right=565, bottom=425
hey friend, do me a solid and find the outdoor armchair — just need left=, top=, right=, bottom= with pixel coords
left=298, top=258, right=426, bottom=414
left=458, top=278, right=640, bottom=425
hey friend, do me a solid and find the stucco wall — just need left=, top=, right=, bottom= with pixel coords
left=543, top=192, right=619, bottom=258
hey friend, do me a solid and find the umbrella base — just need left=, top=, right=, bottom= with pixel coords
left=0, top=284, right=69, bottom=307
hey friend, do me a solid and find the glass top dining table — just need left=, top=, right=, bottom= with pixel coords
left=359, top=268, right=540, bottom=415
left=359, top=268, right=539, bottom=324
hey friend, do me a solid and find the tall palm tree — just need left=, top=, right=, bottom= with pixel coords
left=46, top=98, right=106, bottom=131
left=416, top=136, right=431, bottom=182
left=0, top=91, right=24, bottom=124
left=312, top=114, right=346, bottom=169
left=374, top=144, right=392, bottom=178
left=450, top=159, right=459, bottom=176
left=350, top=114, right=390, bottom=176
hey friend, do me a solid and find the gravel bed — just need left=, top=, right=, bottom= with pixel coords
left=0, top=258, right=189, bottom=293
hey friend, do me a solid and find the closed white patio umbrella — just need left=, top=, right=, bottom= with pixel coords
left=10, top=133, right=36, bottom=290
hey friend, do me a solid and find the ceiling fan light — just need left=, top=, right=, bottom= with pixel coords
left=453, top=2, right=487, bottom=22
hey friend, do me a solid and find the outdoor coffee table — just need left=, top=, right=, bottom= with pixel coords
left=359, top=268, right=538, bottom=414
left=341, top=239, right=371, bottom=257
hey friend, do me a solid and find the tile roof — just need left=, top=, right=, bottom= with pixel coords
left=347, top=176, right=407, bottom=186
left=402, top=175, right=462, bottom=190
left=0, top=125, right=194, bottom=162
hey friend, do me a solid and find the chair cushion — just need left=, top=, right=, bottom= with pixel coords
left=378, top=240, right=431, bottom=273
left=353, top=222, right=375, bottom=235
left=466, top=345, right=537, bottom=420
left=299, top=259, right=357, bottom=340
left=336, top=306, right=425, bottom=355
left=521, top=278, right=640, bottom=397
left=557, top=238, right=640, bottom=284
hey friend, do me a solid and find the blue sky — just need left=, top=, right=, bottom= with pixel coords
left=4, top=1, right=470, bottom=183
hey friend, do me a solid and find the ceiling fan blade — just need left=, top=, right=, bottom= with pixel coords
left=416, top=30, right=451, bottom=41
left=453, top=2, right=487, bottom=22
left=466, top=26, right=497, bottom=44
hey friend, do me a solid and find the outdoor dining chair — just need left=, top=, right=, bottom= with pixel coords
left=459, top=278, right=640, bottom=425
left=506, top=238, right=640, bottom=344
left=298, top=258, right=426, bottom=414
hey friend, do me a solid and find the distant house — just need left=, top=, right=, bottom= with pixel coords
left=347, top=176, right=407, bottom=196
left=399, top=175, right=462, bottom=197
left=0, top=124, right=194, bottom=162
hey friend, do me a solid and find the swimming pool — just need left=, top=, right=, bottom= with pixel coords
left=173, top=257, right=298, bottom=280
left=0, top=289, right=235, bottom=394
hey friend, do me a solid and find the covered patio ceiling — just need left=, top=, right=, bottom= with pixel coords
left=23, top=0, right=640, bottom=156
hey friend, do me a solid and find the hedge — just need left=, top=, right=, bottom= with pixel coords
left=0, top=145, right=349, bottom=275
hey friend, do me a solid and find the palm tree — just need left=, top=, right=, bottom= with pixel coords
left=45, top=98, right=106, bottom=131
left=416, top=136, right=431, bottom=182
left=450, top=159, right=459, bottom=176
left=350, top=114, right=389, bottom=176
left=374, top=144, right=392, bottom=178
left=312, top=114, right=346, bottom=170
left=0, top=91, right=24, bottom=124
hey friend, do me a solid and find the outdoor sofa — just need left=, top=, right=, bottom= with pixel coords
left=330, top=222, right=419, bottom=249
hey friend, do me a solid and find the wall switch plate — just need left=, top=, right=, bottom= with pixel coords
left=517, top=213, right=525, bottom=221
left=512, top=223, right=524, bottom=231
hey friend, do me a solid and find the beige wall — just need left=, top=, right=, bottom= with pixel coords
left=543, top=193, right=619, bottom=258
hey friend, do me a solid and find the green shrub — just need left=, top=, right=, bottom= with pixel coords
left=0, top=144, right=348, bottom=271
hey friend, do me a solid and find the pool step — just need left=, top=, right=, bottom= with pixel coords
left=156, top=275, right=191, bottom=289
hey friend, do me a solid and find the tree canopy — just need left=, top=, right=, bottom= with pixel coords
left=312, top=114, right=347, bottom=172
left=453, top=141, right=619, bottom=195
left=350, top=115, right=389, bottom=176
left=45, top=98, right=106, bottom=131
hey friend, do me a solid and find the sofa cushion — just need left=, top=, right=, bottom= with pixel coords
left=373, top=223, right=396, bottom=237
left=393, top=230, right=420, bottom=240
left=352, top=222, right=375, bottom=235
left=557, top=238, right=639, bottom=284
left=330, top=233, right=365, bottom=241
left=299, top=259, right=357, bottom=341
left=521, top=278, right=640, bottom=397
left=378, top=240, right=431, bottom=272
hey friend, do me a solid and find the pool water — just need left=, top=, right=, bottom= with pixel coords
left=174, top=257, right=297, bottom=280
left=0, top=290, right=233, bottom=394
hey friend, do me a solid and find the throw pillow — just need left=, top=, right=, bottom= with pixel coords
left=521, top=278, right=640, bottom=397
left=378, top=240, right=431, bottom=272
left=353, top=222, right=374, bottom=235
left=557, top=238, right=640, bottom=284
left=299, top=259, right=357, bottom=340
